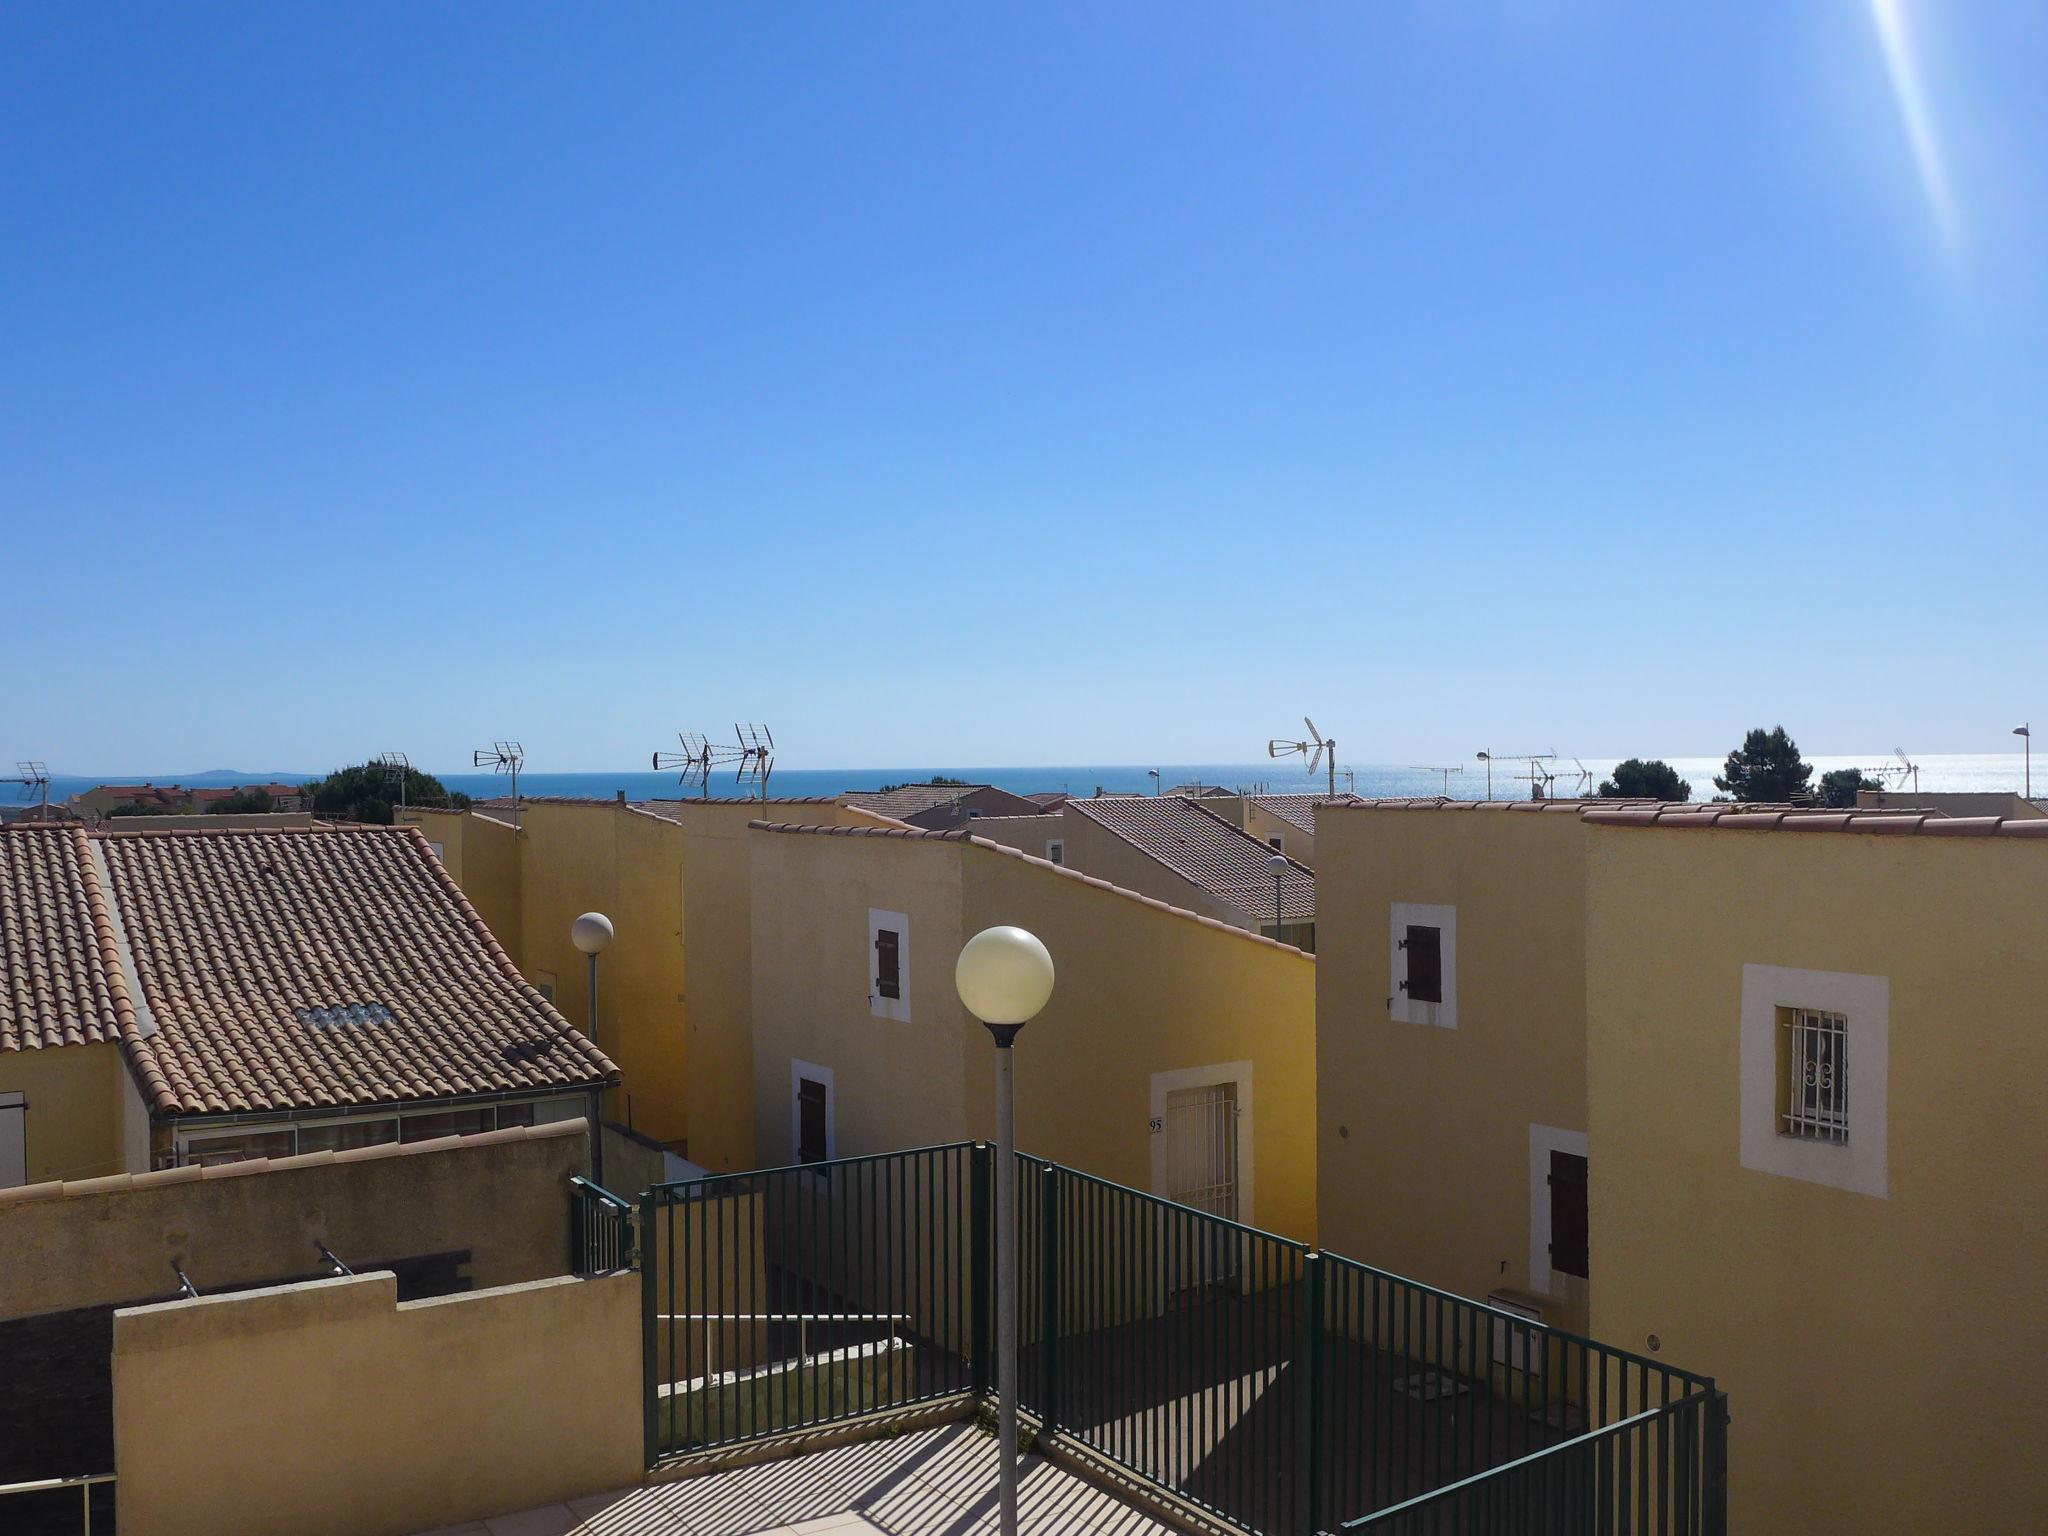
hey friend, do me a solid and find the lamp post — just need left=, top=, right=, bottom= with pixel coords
left=2018, top=725, right=2033, bottom=800
left=955, top=926, right=1056, bottom=1536
left=571, top=912, right=614, bottom=1185
left=1270, top=850, right=1288, bottom=939
left=1148, top=769, right=1161, bottom=796
left=1476, top=750, right=1492, bottom=801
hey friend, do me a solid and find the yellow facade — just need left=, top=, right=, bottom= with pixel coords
left=400, top=797, right=879, bottom=1172
left=748, top=826, right=1318, bottom=1242
left=1584, top=822, right=2048, bottom=1536
left=1313, top=803, right=1591, bottom=1327
left=0, top=1040, right=129, bottom=1185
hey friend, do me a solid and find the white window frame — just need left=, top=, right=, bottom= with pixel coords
left=1389, top=902, right=1457, bottom=1029
left=1528, top=1124, right=1589, bottom=1296
left=1739, top=965, right=1888, bottom=1197
left=791, top=1058, right=836, bottom=1167
left=868, top=907, right=911, bottom=1022
left=1046, top=839, right=1065, bottom=867
left=1267, top=835, right=1285, bottom=853
left=1148, top=1061, right=1254, bottom=1226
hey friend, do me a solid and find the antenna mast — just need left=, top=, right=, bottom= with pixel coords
left=472, top=741, right=524, bottom=827
left=652, top=723, right=776, bottom=804
left=2, top=761, right=50, bottom=817
left=1267, top=716, right=1338, bottom=799
left=1407, top=764, right=1464, bottom=796
left=373, top=751, right=411, bottom=812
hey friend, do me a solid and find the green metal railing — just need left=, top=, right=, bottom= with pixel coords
left=635, top=1142, right=1726, bottom=1535
left=569, top=1176, right=635, bottom=1275
left=641, top=1143, right=979, bottom=1462
left=1344, top=1389, right=1725, bottom=1534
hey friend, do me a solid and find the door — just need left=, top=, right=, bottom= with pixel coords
left=0, top=1093, right=23, bottom=1188
left=796, top=1078, right=829, bottom=1166
left=1164, top=1082, right=1240, bottom=1288
left=1547, top=1150, right=1589, bottom=1280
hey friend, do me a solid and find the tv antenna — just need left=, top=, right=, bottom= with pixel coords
left=732, top=723, right=775, bottom=801
left=472, top=741, right=524, bottom=827
left=651, top=733, right=733, bottom=806
left=1473, top=750, right=1556, bottom=801
left=1268, top=716, right=1339, bottom=799
left=372, top=751, right=411, bottom=812
left=1564, top=758, right=1594, bottom=797
left=1889, top=748, right=1920, bottom=796
left=3, top=761, right=50, bottom=817
left=1408, top=765, right=1464, bottom=796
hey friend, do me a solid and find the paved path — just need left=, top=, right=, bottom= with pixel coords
left=416, top=1422, right=1180, bottom=1536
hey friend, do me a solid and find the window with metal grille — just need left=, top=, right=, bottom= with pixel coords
left=1400, top=925, right=1443, bottom=1004
left=1781, top=1008, right=1848, bottom=1143
left=874, top=928, right=901, bottom=1000
left=797, top=1077, right=829, bottom=1165
left=1547, top=1150, right=1589, bottom=1279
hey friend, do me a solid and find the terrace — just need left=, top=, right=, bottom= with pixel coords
left=554, top=1143, right=1725, bottom=1536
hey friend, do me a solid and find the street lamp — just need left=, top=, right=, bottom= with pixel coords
left=1476, top=750, right=1492, bottom=801
left=2017, top=725, right=2033, bottom=800
left=955, top=925, right=1056, bottom=1536
left=1270, top=850, right=1288, bottom=939
left=572, top=912, right=614, bottom=1185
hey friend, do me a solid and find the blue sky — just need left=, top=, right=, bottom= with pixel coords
left=4, top=3, right=2044, bottom=773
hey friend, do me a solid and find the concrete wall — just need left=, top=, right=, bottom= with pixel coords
left=0, top=1040, right=127, bottom=1187
left=1855, top=789, right=2045, bottom=819
left=1314, top=805, right=1591, bottom=1325
left=114, top=1269, right=641, bottom=1536
left=748, top=828, right=1318, bottom=1242
left=0, top=1121, right=589, bottom=1320
left=1245, top=802, right=1319, bottom=868
left=1584, top=824, right=2048, bottom=1536
left=958, top=814, right=1064, bottom=863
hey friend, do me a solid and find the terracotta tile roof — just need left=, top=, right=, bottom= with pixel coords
left=842, top=783, right=1030, bottom=819
left=1065, top=795, right=1315, bottom=922
left=1581, top=805, right=2048, bottom=838
left=94, top=826, right=615, bottom=1117
left=0, top=827, right=129, bottom=1051
left=747, top=820, right=1314, bottom=957
left=1253, top=794, right=1364, bottom=835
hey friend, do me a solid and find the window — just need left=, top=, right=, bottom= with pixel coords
left=1046, top=839, right=1065, bottom=867
left=298, top=1118, right=398, bottom=1153
left=1547, top=1150, right=1589, bottom=1279
left=1780, top=1008, right=1848, bottom=1144
left=1267, top=835, right=1285, bottom=852
left=791, top=1060, right=835, bottom=1166
left=181, top=1129, right=296, bottom=1167
left=1739, top=965, right=1888, bottom=1197
left=1400, top=925, right=1442, bottom=1003
left=400, top=1108, right=490, bottom=1143
left=533, top=970, right=557, bottom=1004
left=868, top=908, right=911, bottom=1021
left=1390, top=903, right=1456, bottom=1027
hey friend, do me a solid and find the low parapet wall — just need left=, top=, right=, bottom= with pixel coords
left=113, top=1270, right=641, bottom=1536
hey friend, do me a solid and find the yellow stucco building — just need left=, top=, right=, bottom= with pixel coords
left=400, top=795, right=886, bottom=1172
left=1313, top=797, right=2047, bottom=1534
left=747, top=821, right=1319, bottom=1242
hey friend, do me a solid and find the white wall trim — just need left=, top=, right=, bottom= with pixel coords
left=1528, top=1123, right=1589, bottom=1295
left=1148, top=1060, right=1254, bottom=1226
left=790, top=1058, right=837, bottom=1165
left=867, top=908, right=911, bottom=1023
left=1739, top=964, right=1888, bottom=1198
left=1389, top=902, right=1457, bottom=1029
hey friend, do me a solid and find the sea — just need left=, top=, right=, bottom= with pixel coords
left=26, top=754, right=2038, bottom=807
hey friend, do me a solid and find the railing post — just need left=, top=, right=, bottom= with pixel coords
left=972, top=1142, right=992, bottom=1398
left=1039, top=1164, right=1060, bottom=1435
left=1303, top=1251, right=1323, bottom=1536
left=1705, top=1388, right=1730, bottom=1536
left=640, top=1189, right=659, bottom=1468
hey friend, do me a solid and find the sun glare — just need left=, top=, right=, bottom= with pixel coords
left=1867, top=0, right=1961, bottom=251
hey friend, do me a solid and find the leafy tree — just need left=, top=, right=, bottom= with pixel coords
left=1713, top=726, right=1813, bottom=804
left=1818, top=768, right=1884, bottom=809
left=206, top=787, right=275, bottom=814
left=876, top=775, right=972, bottom=793
left=107, top=800, right=177, bottom=818
left=1597, top=758, right=1692, bottom=802
left=305, top=763, right=472, bottom=825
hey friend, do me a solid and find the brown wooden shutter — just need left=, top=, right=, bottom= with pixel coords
left=874, top=928, right=901, bottom=1000
left=1400, top=925, right=1442, bottom=1004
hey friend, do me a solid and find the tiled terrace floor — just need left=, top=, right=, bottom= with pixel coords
left=416, top=1423, right=1183, bottom=1536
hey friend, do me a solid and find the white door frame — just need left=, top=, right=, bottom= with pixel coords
left=1149, top=1061, right=1254, bottom=1226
